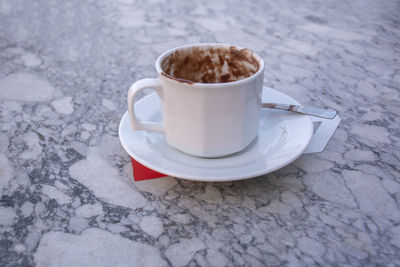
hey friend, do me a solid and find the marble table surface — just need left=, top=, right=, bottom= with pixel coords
left=1, top=0, right=399, bottom=266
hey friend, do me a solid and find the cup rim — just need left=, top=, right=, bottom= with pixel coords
left=155, top=43, right=264, bottom=86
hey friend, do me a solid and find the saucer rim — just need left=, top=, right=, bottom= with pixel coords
left=119, top=87, right=313, bottom=182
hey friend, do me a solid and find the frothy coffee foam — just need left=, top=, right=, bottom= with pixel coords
left=161, top=46, right=259, bottom=83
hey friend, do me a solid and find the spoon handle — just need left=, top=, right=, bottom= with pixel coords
left=262, top=103, right=337, bottom=119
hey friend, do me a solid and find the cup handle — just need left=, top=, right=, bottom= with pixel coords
left=127, top=78, right=165, bottom=135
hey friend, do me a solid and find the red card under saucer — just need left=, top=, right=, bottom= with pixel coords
left=131, top=158, right=167, bottom=181
left=129, top=115, right=342, bottom=181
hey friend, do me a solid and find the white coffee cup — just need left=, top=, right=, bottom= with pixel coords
left=128, top=43, right=264, bottom=157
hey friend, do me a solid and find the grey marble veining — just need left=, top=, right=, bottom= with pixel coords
left=0, top=0, right=399, bottom=266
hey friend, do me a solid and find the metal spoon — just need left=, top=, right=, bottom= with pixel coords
left=262, top=103, right=337, bottom=119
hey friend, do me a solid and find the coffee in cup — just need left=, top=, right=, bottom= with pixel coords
left=161, top=46, right=259, bottom=83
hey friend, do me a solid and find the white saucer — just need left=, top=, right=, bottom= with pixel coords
left=119, top=86, right=313, bottom=182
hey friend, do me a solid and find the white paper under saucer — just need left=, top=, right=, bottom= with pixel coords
left=119, top=86, right=313, bottom=182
